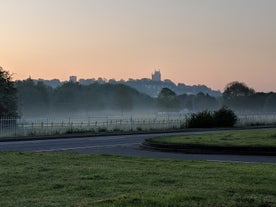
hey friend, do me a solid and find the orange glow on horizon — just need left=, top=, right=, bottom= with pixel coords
left=0, top=0, right=275, bottom=92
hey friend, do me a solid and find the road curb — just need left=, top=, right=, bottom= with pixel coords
left=0, top=129, right=208, bottom=142
left=1, top=125, right=276, bottom=143
left=142, top=140, right=276, bottom=156
left=0, top=127, right=241, bottom=142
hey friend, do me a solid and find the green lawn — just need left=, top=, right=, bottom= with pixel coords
left=149, top=129, right=276, bottom=147
left=0, top=152, right=275, bottom=207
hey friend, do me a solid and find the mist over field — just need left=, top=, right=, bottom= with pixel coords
left=15, top=79, right=276, bottom=121
left=16, top=79, right=155, bottom=119
left=1, top=66, right=276, bottom=137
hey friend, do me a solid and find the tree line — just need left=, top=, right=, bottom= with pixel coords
left=153, top=82, right=276, bottom=113
left=15, top=80, right=224, bottom=116
left=0, top=67, right=276, bottom=117
left=222, top=81, right=276, bottom=113
left=15, top=79, right=155, bottom=116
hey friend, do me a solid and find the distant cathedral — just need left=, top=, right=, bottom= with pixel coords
left=151, top=70, right=161, bottom=81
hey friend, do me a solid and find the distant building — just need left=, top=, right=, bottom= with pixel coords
left=79, top=78, right=95, bottom=85
left=151, top=70, right=161, bottom=81
left=69, top=76, right=77, bottom=82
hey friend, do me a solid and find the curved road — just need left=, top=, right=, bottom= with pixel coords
left=0, top=131, right=275, bottom=164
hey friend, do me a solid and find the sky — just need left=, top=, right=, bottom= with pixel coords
left=0, top=0, right=275, bottom=92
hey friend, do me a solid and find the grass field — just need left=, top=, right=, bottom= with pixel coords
left=0, top=152, right=275, bottom=207
left=149, top=129, right=276, bottom=147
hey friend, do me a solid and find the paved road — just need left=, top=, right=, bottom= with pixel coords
left=0, top=131, right=276, bottom=164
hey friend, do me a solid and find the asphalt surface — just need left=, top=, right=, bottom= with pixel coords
left=0, top=131, right=276, bottom=164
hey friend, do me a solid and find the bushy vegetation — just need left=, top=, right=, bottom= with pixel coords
left=12, top=76, right=276, bottom=117
left=223, top=81, right=276, bottom=112
left=187, top=110, right=214, bottom=128
left=0, top=67, right=17, bottom=117
left=157, top=88, right=180, bottom=112
left=16, top=79, right=155, bottom=116
left=187, top=107, right=237, bottom=128
left=178, top=92, right=220, bottom=112
left=213, top=107, right=238, bottom=127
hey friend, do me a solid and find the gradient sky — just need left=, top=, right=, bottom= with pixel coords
left=0, top=0, right=275, bottom=92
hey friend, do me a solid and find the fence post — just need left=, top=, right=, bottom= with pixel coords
left=31, top=122, right=34, bottom=135
left=106, top=116, right=108, bottom=130
left=61, top=120, right=64, bottom=128
left=130, top=115, right=133, bottom=131
left=0, top=117, right=2, bottom=137
left=68, top=117, right=72, bottom=132
left=51, top=122, right=53, bottom=135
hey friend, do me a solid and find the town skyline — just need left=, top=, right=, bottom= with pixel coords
left=24, top=70, right=221, bottom=98
left=13, top=69, right=273, bottom=94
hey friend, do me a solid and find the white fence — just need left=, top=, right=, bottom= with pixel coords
left=237, top=113, right=276, bottom=126
left=0, top=115, right=188, bottom=137
left=1, top=113, right=276, bottom=138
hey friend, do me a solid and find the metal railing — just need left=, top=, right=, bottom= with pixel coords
left=1, top=113, right=276, bottom=138
left=237, top=113, right=276, bottom=126
left=0, top=115, right=188, bottom=137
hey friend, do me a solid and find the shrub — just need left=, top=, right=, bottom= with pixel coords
left=98, top=128, right=107, bottom=133
left=187, top=111, right=214, bottom=128
left=136, top=127, right=143, bottom=131
left=213, top=107, right=237, bottom=127
left=187, top=108, right=237, bottom=128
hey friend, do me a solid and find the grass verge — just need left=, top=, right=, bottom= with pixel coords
left=148, top=129, right=276, bottom=147
left=0, top=152, right=276, bottom=207
left=145, top=129, right=276, bottom=155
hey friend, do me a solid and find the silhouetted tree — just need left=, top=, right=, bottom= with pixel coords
left=223, top=81, right=255, bottom=111
left=187, top=107, right=237, bottom=128
left=213, top=107, right=237, bottom=127
left=264, top=93, right=276, bottom=112
left=247, top=92, right=267, bottom=112
left=16, top=79, right=52, bottom=115
left=178, top=93, right=219, bottom=112
left=193, top=92, right=219, bottom=111
left=113, top=84, right=133, bottom=111
left=157, top=88, right=180, bottom=111
left=223, top=81, right=255, bottom=99
left=187, top=110, right=214, bottom=128
left=0, top=67, right=17, bottom=116
left=15, top=80, right=155, bottom=116
left=178, top=94, right=193, bottom=110
left=53, top=82, right=83, bottom=111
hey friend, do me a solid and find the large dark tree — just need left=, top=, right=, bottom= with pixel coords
left=193, top=92, right=219, bottom=111
left=264, top=93, right=276, bottom=112
left=15, top=80, right=155, bottom=116
left=223, top=81, right=255, bottom=111
left=16, top=79, right=53, bottom=116
left=157, top=88, right=180, bottom=111
left=223, top=81, right=255, bottom=99
left=0, top=67, right=18, bottom=116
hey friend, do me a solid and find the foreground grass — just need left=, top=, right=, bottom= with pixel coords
left=149, top=129, right=276, bottom=147
left=0, top=152, right=276, bottom=207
